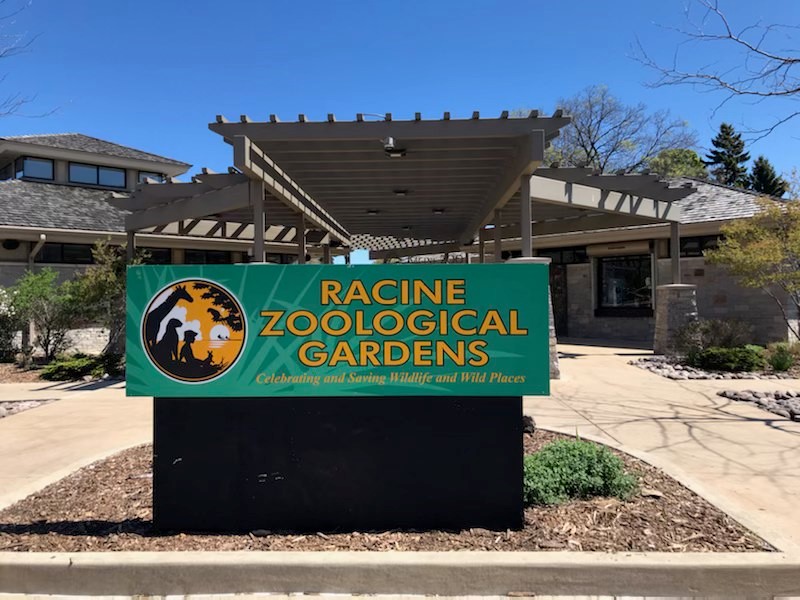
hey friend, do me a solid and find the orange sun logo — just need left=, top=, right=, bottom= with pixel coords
left=141, top=279, right=246, bottom=383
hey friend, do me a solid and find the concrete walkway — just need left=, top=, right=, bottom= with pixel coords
left=526, top=342, right=800, bottom=552
left=0, top=380, right=151, bottom=510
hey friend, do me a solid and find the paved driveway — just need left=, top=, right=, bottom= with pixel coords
left=527, top=342, right=800, bottom=551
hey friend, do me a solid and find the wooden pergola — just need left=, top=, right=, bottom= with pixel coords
left=120, top=110, right=694, bottom=279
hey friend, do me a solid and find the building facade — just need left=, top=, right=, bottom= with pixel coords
left=502, top=179, right=797, bottom=345
left=0, top=133, right=304, bottom=290
left=0, top=133, right=794, bottom=348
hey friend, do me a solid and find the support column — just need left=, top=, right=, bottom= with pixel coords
left=126, top=231, right=136, bottom=263
left=507, top=257, right=560, bottom=380
left=297, top=214, right=306, bottom=265
left=478, top=228, right=485, bottom=264
left=520, top=176, right=532, bottom=257
left=322, top=244, right=331, bottom=264
left=654, top=284, right=698, bottom=355
left=251, top=180, right=265, bottom=263
left=345, top=251, right=351, bottom=265
left=493, top=210, right=502, bottom=263
left=670, top=221, right=681, bottom=284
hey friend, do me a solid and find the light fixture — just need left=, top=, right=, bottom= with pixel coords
left=393, top=189, right=409, bottom=197
left=401, top=225, right=411, bottom=231
left=381, top=136, right=406, bottom=158
left=432, top=208, right=445, bottom=215
left=366, top=209, right=380, bottom=215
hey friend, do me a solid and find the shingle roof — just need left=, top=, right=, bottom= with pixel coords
left=671, top=177, right=766, bottom=224
left=0, top=179, right=128, bottom=232
left=0, top=133, right=189, bottom=167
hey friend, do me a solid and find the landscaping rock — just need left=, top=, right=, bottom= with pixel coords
left=0, top=406, right=6, bottom=418
left=717, top=389, right=800, bottom=421
left=630, top=356, right=793, bottom=381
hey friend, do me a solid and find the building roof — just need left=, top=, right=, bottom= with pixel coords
left=0, top=133, right=190, bottom=167
left=672, top=177, right=765, bottom=224
left=0, top=179, right=127, bottom=232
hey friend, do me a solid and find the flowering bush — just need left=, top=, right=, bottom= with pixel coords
left=0, top=287, right=20, bottom=362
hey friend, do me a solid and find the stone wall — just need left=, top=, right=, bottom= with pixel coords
left=12, top=327, right=110, bottom=356
left=565, top=263, right=655, bottom=342
left=564, top=257, right=796, bottom=344
left=663, top=257, right=795, bottom=345
left=0, top=263, right=89, bottom=288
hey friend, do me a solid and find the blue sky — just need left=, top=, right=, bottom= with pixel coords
left=2, top=0, right=798, bottom=178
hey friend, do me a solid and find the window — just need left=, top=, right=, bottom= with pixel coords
left=141, top=247, right=172, bottom=264
left=677, top=235, right=721, bottom=258
left=596, top=255, right=653, bottom=316
left=265, top=252, right=295, bottom=264
left=69, top=162, right=126, bottom=188
left=184, top=249, right=231, bottom=264
left=35, top=243, right=94, bottom=264
left=138, top=171, right=165, bottom=183
left=14, top=157, right=54, bottom=180
left=537, top=246, right=589, bottom=264
left=500, top=246, right=589, bottom=263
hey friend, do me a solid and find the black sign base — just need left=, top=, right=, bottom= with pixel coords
left=153, top=396, right=522, bottom=533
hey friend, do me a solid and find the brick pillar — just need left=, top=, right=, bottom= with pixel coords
left=507, top=257, right=560, bottom=380
left=653, top=284, right=698, bottom=355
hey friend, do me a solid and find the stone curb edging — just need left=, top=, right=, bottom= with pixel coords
left=535, top=425, right=796, bottom=553
left=1, top=551, right=800, bottom=597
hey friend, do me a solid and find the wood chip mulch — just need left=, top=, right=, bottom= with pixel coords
left=0, top=430, right=773, bottom=553
left=0, top=363, right=43, bottom=384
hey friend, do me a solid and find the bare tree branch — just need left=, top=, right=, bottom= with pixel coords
left=546, top=85, right=696, bottom=173
left=634, top=0, right=800, bottom=136
left=0, top=0, right=37, bottom=118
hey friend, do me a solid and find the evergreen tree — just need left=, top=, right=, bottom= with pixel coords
left=748, top=155, right=788, bottom=197
left=704, top=123, right=750, bottom=186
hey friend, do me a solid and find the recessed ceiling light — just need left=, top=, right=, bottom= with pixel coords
left=366, top=209, right=380, bottom=215
left=402, top=225, right=411, bottom=231
left=432, top=208, right=445, bottom=214
left=393, top=189, right=409, bottom=196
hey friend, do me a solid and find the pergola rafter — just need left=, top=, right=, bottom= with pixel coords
left=122, top=111, right=696, bottom=273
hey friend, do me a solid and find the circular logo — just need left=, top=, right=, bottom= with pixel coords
left=141, top=279, right=246, bottom=383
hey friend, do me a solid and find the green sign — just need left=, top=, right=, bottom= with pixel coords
left=126, top=263, right=550, bottom=397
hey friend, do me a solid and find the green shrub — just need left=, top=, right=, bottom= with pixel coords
left=39, top=353, right=123, bottom=381
left=691, top=345, right=765, bottom=372
left=674, top=318, right=753, bottom=360
left=767, top=342, right=795, bottom=372
left=522, top=439, right=637, bottom=506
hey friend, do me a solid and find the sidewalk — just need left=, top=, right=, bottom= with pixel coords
left=526, top=342, right=800, bottom=551
left=0, top=381, right=151, bottom=510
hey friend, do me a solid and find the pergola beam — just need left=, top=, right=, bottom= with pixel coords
left=459, top=131, right=545, bottom=244
left=125, top=185, right=250, bottom=232
left=232, top=135, right=350, bottom=245
left=211, top=116, right=571, bottom=142
left=528, top=176, right=681, bottom=222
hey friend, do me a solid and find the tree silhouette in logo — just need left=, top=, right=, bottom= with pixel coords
left=193, top=282, right=244, bottom=333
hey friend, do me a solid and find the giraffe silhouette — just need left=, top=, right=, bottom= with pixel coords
left=144, top=285, right=193, bottom=348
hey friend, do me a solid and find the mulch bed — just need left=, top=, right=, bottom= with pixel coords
left=0, top=363, right=43, bottom=384
left=0, top=430, right=772, bottom=553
